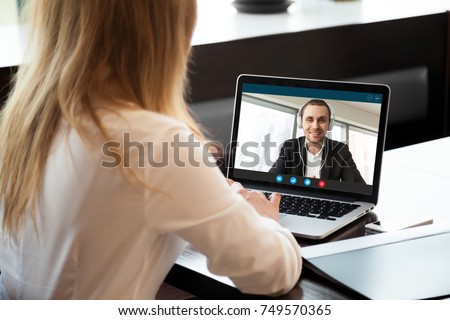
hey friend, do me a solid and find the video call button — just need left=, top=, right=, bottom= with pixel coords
left=318, top=180, right=326, bottom=188
left=303, top=178, right=311, bottom=186
left=290, top=177, right=297, bottom=184
left=276, top=175, right=283, bottom=183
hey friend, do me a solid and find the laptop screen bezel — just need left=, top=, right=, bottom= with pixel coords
left=227, top=74, right=390, bottom=204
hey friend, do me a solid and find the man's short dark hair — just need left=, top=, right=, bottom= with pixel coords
left=299, top=99, right=332, bottom=120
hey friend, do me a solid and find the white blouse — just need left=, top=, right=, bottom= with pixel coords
left=0, top=108, right=302, bottom=299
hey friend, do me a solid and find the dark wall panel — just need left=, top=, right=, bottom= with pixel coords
left=188, top=13, right=449, bottom=149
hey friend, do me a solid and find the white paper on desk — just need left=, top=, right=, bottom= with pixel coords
left=301, top=223, right=450, bottom=300
left=176, top=244, right=235, bottom=287
left=302, top=223, right=450, bottom=259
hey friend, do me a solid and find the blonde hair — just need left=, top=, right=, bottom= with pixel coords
left=0, top=0, right=200, bottom=234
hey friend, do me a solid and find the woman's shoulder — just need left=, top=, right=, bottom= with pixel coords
left=103, top=108, right=186, bottom=129
left=100, top=108, right=190, bottom=141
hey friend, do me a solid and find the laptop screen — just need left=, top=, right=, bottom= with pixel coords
left=227, top=74, right=390, bottom=204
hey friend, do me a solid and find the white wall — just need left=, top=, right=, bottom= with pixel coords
left=246, top=93, right=380, bottom=132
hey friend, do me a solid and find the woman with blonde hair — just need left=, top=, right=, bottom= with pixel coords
left=0, top=0, right=301, bottom=299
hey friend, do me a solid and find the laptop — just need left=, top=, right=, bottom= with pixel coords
left=227, top=74, right=390, bottom=239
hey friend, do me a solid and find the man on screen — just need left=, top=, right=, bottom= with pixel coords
left=269, top=99, right=366, bottom=184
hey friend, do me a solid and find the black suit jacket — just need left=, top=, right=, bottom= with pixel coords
left=269, top=136, right=366, bottom=184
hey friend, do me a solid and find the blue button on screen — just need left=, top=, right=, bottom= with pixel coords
left=276, top=175, right=283, bottom=183
left=290, top=177, right=297, bottom=184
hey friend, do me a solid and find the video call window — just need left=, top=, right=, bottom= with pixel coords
left=234, top=93, right=380, bottom=185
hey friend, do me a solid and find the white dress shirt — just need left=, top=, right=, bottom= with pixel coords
left=305, top=142, right=324, bottom=179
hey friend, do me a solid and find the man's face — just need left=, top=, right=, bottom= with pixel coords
left=301, top=104, right=330, bottom=143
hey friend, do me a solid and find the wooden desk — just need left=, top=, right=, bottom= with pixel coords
left=159, top=137, right=450, bottom=299
left=163, top=214, right=377, bottom=300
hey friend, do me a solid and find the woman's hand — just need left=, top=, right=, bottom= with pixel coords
left=228, top=179, right=281, bottom=221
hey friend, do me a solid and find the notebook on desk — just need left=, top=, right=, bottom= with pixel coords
left=227, top=74, right=390, bottom=239
left=302, top=224, right=450, bottom=299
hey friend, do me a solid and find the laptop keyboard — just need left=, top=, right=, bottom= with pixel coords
left=275, top=194, right=360, bottom=221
